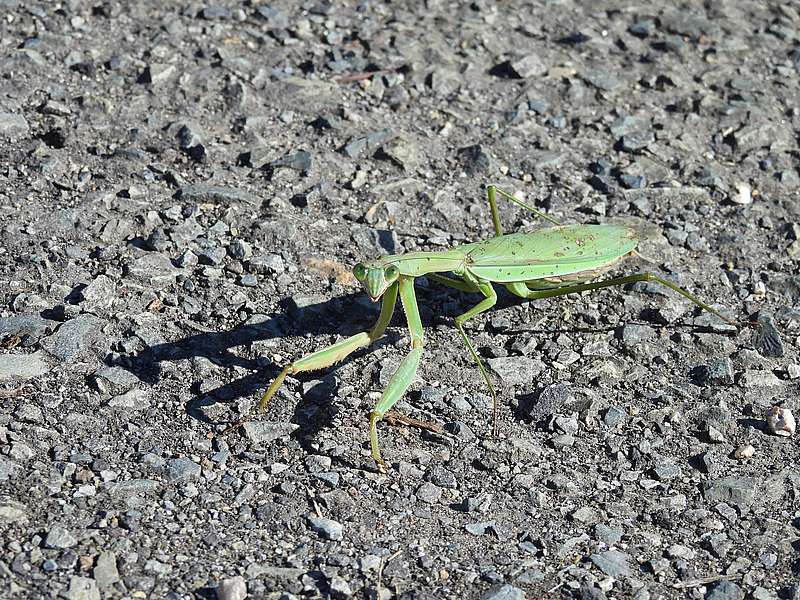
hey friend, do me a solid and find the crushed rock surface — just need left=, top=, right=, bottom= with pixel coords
left=1, top=1, right=800, bottom=598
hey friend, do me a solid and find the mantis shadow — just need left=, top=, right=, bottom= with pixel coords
left=736, top=417, right=766, bottom=433
left=113, top=292, right=397, bottom=429
left=109, top=280, right=503, bottom=458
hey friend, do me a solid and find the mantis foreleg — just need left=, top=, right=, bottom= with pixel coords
left=506, top=272, right=737, bottom=327
left=221, top=282, right=399, bottom=436
left=370, top=276, right=424, bottom=471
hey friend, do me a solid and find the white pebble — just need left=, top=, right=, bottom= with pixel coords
left=734, top=443, right=755, bottom=459
left=766, top=406, right=796, bottom=437
left=216, top=576, right=247, bottom=600
left=732, top=182, right=752, bottom=205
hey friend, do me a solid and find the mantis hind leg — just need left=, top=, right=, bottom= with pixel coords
left=452, top=276, right=500, bottom=436
left=507, top=273, right=737, bottom=327
left=486, top=185, right=562, bottom=236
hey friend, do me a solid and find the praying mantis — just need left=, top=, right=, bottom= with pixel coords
left=223, top=185, right=737, bottom=472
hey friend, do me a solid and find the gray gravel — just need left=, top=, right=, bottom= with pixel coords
left=1, top=0, right=800, bottom=598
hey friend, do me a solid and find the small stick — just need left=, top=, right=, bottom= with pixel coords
left=384, top=410, right=443, bottom=434
left=334, top=70, right=392, bottom=83
left=377, top=550, right=403, bottom=592
left=671, top=574, right=742, bottom=589
left=306, top=487, right=323, bottom=519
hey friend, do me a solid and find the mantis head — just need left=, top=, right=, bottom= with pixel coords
left=352, top=261, right=399, bottom=302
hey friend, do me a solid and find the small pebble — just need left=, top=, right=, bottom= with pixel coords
left=308, top=516, right=343, bottom=540
left=733, top=444, right=755, bottom=459
left=329, top=576, right=353, bottom=597
left=239, top=273, right=258, bottom=287
left=707, top=425, right=727, bottom=443
left=42, top=559, right=58, bottom=572
left=706, top=580, right=744, bottom=600
left=165, top=458, right=202, bottom=482
left=766, top=406, right=795, bottom=437
left=216, top=576, right=247, bottom=600
left=416, top=482, right=442, bottom=504
left=44, top=526, right=77, bottom=549
left=731, top=183, right=752, bottom=205
left=480, top=584, right=525, bottom=600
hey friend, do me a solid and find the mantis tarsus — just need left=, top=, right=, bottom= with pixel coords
left=222, top=185, right=737, bottom=472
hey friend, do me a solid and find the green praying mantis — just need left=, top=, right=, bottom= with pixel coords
left=223, top=185, right=737, bottom=472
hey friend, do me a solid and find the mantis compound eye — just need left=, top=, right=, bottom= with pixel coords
left=385, top=265, right=398, bottom=280
left=353, top=263, right=367, bottom=281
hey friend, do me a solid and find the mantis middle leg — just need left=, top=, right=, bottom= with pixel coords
left=221, top=282, right=399, bottom=435
left=429, top=269, right=503, bottom=436
left=451, top=272, right=500, bottom=436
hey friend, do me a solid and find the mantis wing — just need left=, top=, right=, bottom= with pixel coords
left=465, top=225, right=638, bottom=283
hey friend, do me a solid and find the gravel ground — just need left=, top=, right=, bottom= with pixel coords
left=1, top=1, right=800, bottom=598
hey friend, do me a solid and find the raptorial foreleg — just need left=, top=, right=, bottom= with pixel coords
left=221, top=282, right=399, bottom=435
left=369, top=276, right=424, bottom=471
